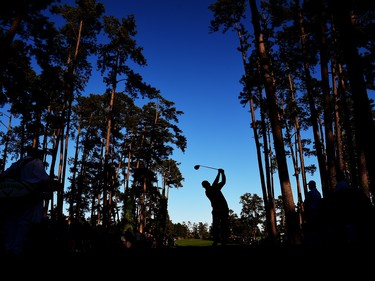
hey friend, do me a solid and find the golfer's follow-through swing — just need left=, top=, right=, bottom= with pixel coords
left=195, top=165, right=229, bottom=246
left=194, top=164, right=218, bottom=171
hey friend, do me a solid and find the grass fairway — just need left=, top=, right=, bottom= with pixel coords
left=174, top=239, right=213, bottom=247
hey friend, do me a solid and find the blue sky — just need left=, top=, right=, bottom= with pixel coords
left=2, top=1, right=372, bottom=226
left=90, top=0, right=265, bottom=225
left=0, top=0, right=325, bottom=226
left=44, top=0, right=328, bottom=225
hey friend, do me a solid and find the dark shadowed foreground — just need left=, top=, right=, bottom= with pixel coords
left=1, top=244, right=372, bottom=278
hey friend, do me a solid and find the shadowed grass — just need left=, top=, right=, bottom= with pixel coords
left=174, top=238, right=213, bottom=247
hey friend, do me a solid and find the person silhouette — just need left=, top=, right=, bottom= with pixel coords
left=0, top=147, right=51, bottom=256
left=201, top=168, right=229, bottom=246
left=333, top=170, right=375, bottom=245
left=303, top=180, right=323, bottom=245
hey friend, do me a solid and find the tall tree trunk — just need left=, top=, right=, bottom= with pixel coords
left=249, top=0, right=302, bottom=245
left=0, top=7, right=24, bottom=66
left=235, top=23, right=278, bottom=244
left=317, top=2, right=337, bottom=195
left=283, top=73, right=305, bottom=225
left=330, top=0, right=374, bottom=197
left=336, top=63, right=358, bottom=186
left=1, top=111, right=12, bottom=172
left=296, top=1, right=327, bottom=195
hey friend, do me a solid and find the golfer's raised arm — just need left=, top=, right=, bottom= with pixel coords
left=219, top=169, right=226, bottom=187
left=212, top=169, right=221, bottom=186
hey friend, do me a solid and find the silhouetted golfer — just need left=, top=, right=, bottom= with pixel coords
left=202, top=168, right=229, bottom=246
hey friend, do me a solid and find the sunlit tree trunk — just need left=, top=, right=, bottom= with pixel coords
left=317, top=2, right=337, bottom=195
left=296, top=2, right=327, bottom=195
left=235, top=23, right=278, bottom=244
left=249, top=0, right=302, bottom=245
left=282, top=74, right=304, bottom=225
left=0, top=111, right=12, bottom=172
left=330, top=0, right=374, bottom=197
left=336, top=63, right=358, bottom=186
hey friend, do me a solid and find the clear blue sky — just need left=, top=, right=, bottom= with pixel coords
left=73, top=0, right=323, bottom=225
left=95, top=0, right=268, bottom=225
left=0, top=0, right=324, bottom=226
left=3, top=1, right=372, bottom=226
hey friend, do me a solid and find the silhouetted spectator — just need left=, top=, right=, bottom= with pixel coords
left=303, top=180, right=323, bottom=245
left=0, top=147, right=51, bottom=256
left=333, top=170, right=375, bottom=246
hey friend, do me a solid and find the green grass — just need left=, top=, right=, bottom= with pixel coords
left=174, top=239, right=213, bottom=247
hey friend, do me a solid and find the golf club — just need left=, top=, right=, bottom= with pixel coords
left=194, top=164, right=219, bottom=171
